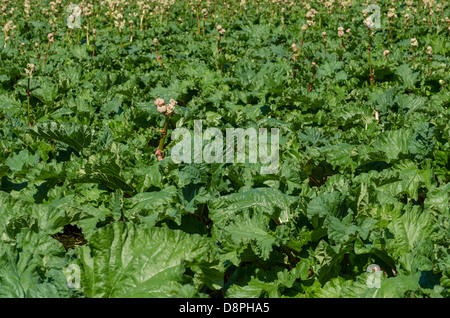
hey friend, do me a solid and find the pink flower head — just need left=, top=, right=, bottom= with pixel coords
left=154, top=98, right=166, bottom=114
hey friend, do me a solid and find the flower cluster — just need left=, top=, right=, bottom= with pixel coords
left=25, top=63, right=35, bottom=78
left=305, top=8, right=317, bottom=26
left=48, top=32, right=54, bottom=43
left=411, top=38, right=418, bottom=47
left=217, top=24, right=225, bottom=35
left=291, top=43, right=299, bottom=60
left=2, top=20, right=16, bottom=46
left=2, top=20, right=15, bottom=33
left=154, top=98, right=177, bottom=116
left=201, top=8, right=208, bottom=19
left=387, top=7, right=397, bottom=19
left=363, top=16, right=373, bottom=28
left=114, top=13, right=126, bottom=32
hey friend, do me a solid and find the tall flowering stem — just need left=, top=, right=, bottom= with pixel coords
left=217, top=25, right=225, bottom=53
left=92, top=26, right=97, bottom=57
left=154, top=98, right=177, bottom=160
left=368, top=28, right=374, bottom=86
left=411, top=37, right=418, bottom=67
left=25, top=64, right=35, bottom=127
left=427, top=46, right=432, bottom=76
left=291, top=43, right=299, bottom=78
left=196, top=4, right=201, bottom=34
left=44, top=33, right=54, bottom=66
left=129, top=20, right=133, bottom=43
left=216, top=25, right=225, bottom=70
left=299, top=24, right=307, bottom=54
left=404, top=13, right=410, bottom=35
left=338, top=26, right=344, bottom=60
left=114, top=14, right=125, bottom=49
left=84, top=6, right=92, bottom=46
left=201, top=8, right=208, bottom=40
left=2, top=20, right=16, bottom=48
left=154, top=38, right=164, bottom=70
left=386, top=8, right=396, bottom=41
left=308, top=62, right=316, bottom=92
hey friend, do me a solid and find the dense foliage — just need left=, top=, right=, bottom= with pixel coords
left=0, top=0, right=449, bottom=298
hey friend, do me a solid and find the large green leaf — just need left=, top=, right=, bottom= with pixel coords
left=0, top=229, right=71, bottom=298
left=387, top=204, right=434, bottom=259
left=209, top=187, right=297, bottom=226
left=29, top=121, right=93, bottom=152
left=373, top=129, right=413, bottom=161
left=76, top=223, right=220, bottom=298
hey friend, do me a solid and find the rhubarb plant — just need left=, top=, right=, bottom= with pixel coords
left=0, top=0, right=449, bottom=300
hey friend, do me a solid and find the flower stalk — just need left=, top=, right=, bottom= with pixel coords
left=92, top=26, right=97, bottom=57
left=24, top=64, right=35, bottom=126
left=154, top=98, right=177, bottom=160
left=368, top=28, right=374, bottom=86
left=216, top=25, right=225, bottom=70
left=308, top=62, right=316, bottom=92
left=338, top=26, right=344, bottom=60
left=291, top=43, right=299, bottom=78
left=427, top=46, right=432, bottom=76
left=411, top=37, right=418, bottom=67
left=44, top=33, right=54, bottom=66
left=299, top=24, right=307, bottom=54
left=154, top=38, right=164, bottom=70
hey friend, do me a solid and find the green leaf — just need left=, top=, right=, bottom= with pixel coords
left=408, top=122, right=435, bottom=160
left=5, top=149, right=40, bottom=174
left=29, top=121, right=93, bottom=152
left=387, top=204, right=434, bottom=259
left=32, top=80, right=58, bottom=106
left=73, top=160, right=135, bottom=193
left=373, top=129, right=413, bottom=161
left=76, top=223, right=219, bottom=298
left=209, top=187, right=297, bottom=226
left=0, top=229, right=71, bottom=298
left=219, top=212, right=276, bottom=260
left=124, top=186, right=179, bottom=225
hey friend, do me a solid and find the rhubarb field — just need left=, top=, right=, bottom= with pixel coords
left=0, top=0, right=449, bottom=298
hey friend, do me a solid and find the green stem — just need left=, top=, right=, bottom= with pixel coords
left=158, top=116, right=170, bottom=152
left=368, top=29, right=373, bottom=86
left=27, top=77, right=31, bottom=126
